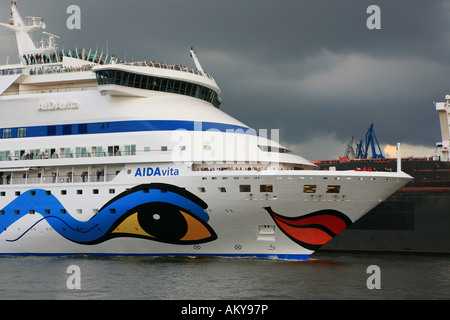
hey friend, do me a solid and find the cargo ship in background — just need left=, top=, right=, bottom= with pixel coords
left=314, top=102, right=450, bottom=253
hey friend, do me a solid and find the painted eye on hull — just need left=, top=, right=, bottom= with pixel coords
left=112, top=202, right=217, bottom=244
left=1, top=183, right=218, bottom=246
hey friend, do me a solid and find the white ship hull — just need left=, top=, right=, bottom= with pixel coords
left=0, top=166, right=411, bottom=260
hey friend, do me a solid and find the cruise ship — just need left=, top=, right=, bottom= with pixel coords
left=0, top=3, right=411, bottom=260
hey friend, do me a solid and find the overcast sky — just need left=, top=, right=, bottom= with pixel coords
left=1, top=0, right=450, bottom=160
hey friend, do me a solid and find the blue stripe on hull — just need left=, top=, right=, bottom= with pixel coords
left=0, top=120, right=254, bottom=139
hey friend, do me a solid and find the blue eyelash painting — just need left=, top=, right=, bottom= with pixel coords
left=0, top=184, right=217, bottom=245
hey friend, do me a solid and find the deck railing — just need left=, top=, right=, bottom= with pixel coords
left=1, top=49, right=214, bottom=80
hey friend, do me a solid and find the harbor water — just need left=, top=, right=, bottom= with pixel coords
left=0, top=251, right=449, bottom=300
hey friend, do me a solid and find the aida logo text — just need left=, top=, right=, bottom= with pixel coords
left=135, top=167, right=180, bottom=177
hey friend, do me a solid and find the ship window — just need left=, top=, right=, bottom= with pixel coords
left=14, top=210, right=20, bottom=215
left=2, top=128, right=11, bottom=138
left=122, top=72, right=130, bottom=86
left=63, top=125, right=72, bottom=135
left=109, top=189, right=115, bottom=194
left=186, top=82, right=194, bottom=96
left=0, top=192, right=5, bottom=196
left=15, top=191, right=20, bottom=196
left=161, top=146, right=168, bottom=151
left=17, top=128, right=26, bottom=137
left=152, top=77, right=160, bottom=90
left=198, top=187, right=206, bottom=193
left=260, top=185, right=273, bottom=193
left=93, top=189, right=99, bottom=194
left=160, top=78, right=168, bottom=91
left=303, top=185, right=317, bottom=193
left=96, top=70, right=106, bottom=84
left=61, top=190, right=67, bottom=195
left=134, top=74, right=143, bottom=88
left=239, top=185, right=251, bottom=192
left=60, top=209, right=66, bottom=214
left=95, top=69, right=221, bottom=108
left=0, top=151, right=9, bottom=161
left=218, top=187, right=226, bottom=193
left=112, top=70, right=119, bottom=85
left=78, top=124, right=87, bottom=134
left=205, top=90, right=212, bottom=102
left=257, top=145, right=292, bottom=154
left=0, top=210, right=5, bottom=215
left=29, top=210, right=35, bottom=214
left=44, top=209, right=51, bottom=214
left=124, top=145, right=136, bottom=156
left=47, top=126, right=56, bottom=136
left=77, top=189, right=83, bottom=195
left=108, top=146, right=120, bottom=156
left=326, top=185, right=341, bottom=193
left=76, top=147, right=88, bottom=158
left=199, top=87, right=207, bottom=99
left=129, top=73, right=137, bottom=88
left=142, top=75, right=149, bottom=89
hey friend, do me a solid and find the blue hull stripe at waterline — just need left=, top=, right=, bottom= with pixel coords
left=0, top=252, right=310, bottom=260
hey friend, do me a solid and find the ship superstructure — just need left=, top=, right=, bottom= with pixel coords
left=0, top=3, right=411, bottom=259
left=435, top=96, right=450, bottom=162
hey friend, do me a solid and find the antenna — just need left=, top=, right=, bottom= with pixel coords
left=25, top=16, right=46, bottom=30
left=42, top=31, right=59, bottom=50
left=43, top=31, right=60, bottom=39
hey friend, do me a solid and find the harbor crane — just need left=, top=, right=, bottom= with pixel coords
left=345, top=123, right=384, bottom=159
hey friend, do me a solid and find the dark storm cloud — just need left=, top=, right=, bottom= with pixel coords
left=1, top=0, right=449, bottom=159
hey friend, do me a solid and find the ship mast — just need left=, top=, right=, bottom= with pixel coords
left=0, top=1, right=56, bottom=64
